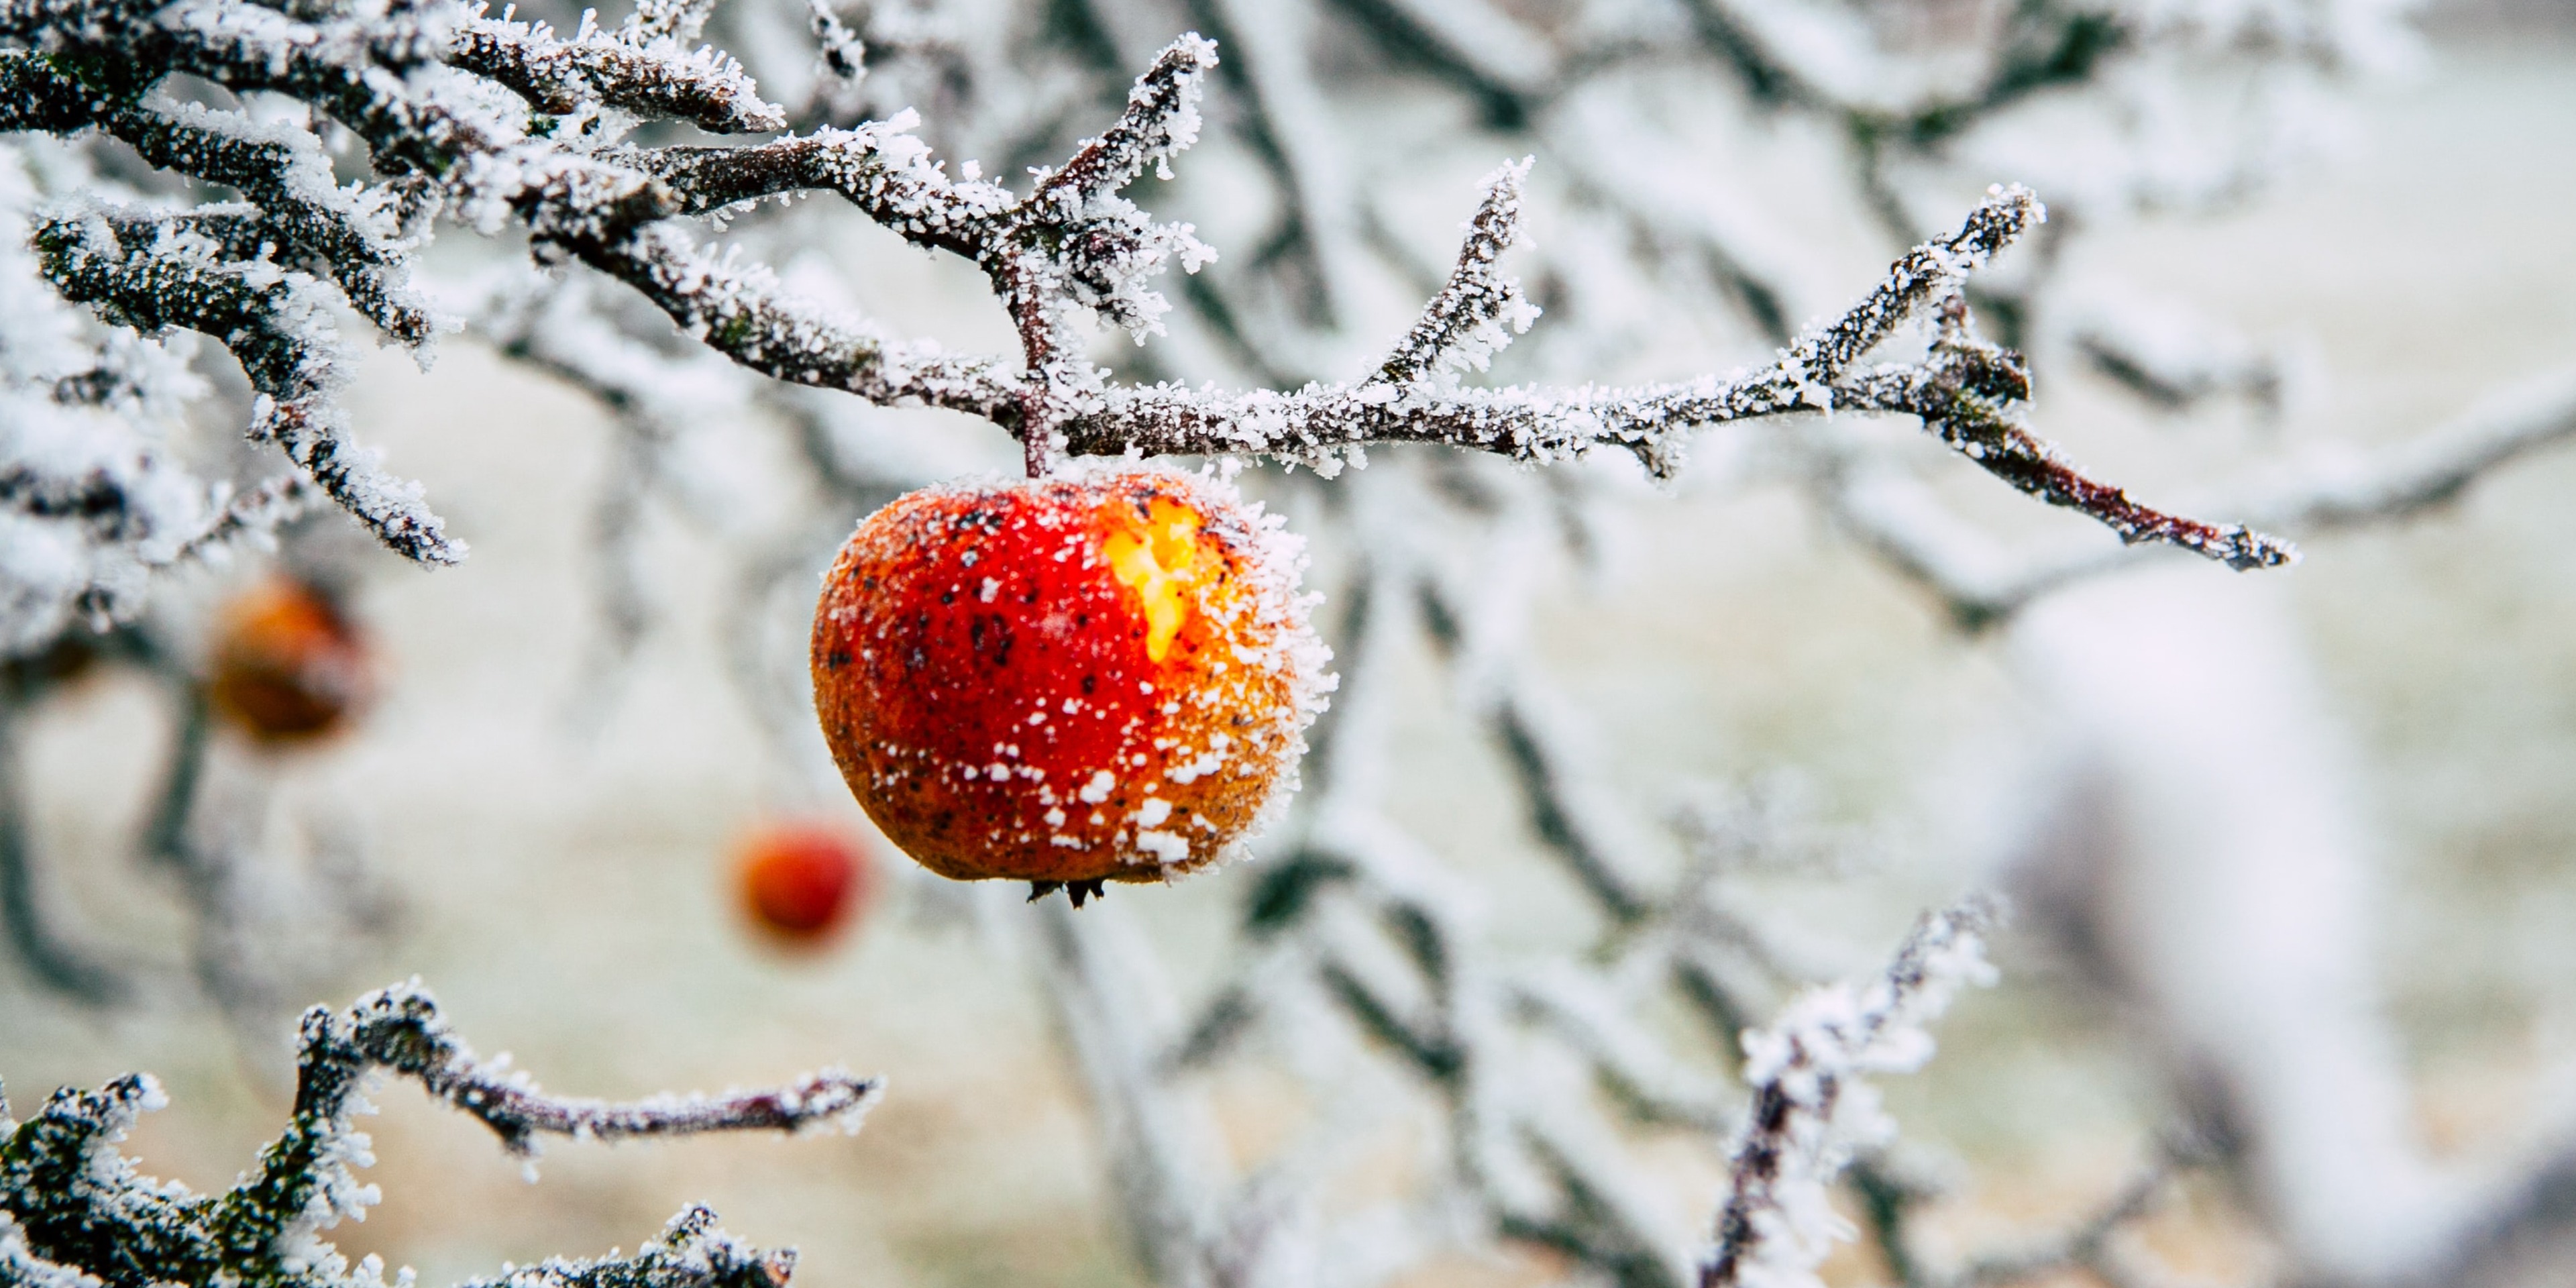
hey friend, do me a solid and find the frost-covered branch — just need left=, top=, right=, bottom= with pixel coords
left=1373, top=158, right=1538, bottom=386
left=0, top=981, right=873, bottom=1288
left=32, top=205, right=456, bottom=565
left=1032, top=900, right=1228, bottom=1288
left=445, top=1205, right=798, bottom=1288
left=452, top=9, right=788, bottom=133
left=1701, top=898, right=2000, bottom=1288
left=1049, top=186, right=2284, bottom=569
left=1849, top=301, right=2292, bottom=571
left=1096, top=179, right=2035, bottom=468
left=1827, top=363, right=2576, bottom=629
left=0, top=0, right=2294, bottom=649
left=298, top=982, right=880, bottom=1158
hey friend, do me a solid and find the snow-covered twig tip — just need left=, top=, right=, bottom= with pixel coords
left=1032, top=35, right=1218, bottom=211
left=1701, top=896, right=2001, bottom=1288
left=1377, top=158, right=1538, bottom=386
left=449, top=1205, right=797, bottom=1288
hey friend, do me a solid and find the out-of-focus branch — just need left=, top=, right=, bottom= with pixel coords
left=1032, top=898, right=1228, bottom=1288
left=0, top=707, right=127, bottom=1005
left=1944, top=1155, right=2178, bottom=1288
left=2249, top=366, right=2576, bottom=531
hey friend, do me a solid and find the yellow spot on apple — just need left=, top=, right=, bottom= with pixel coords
left=1104, top=498, right=1202, bottom=662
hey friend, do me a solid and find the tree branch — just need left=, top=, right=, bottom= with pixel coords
left=1702, top=898, right=2000, bottom=1288
left=0, top=981, right=874, bottom=1288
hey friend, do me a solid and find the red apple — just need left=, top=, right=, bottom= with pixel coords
left=736, top=821, right=871, bottom=947
left=810, top=467, right=1328, bottom=890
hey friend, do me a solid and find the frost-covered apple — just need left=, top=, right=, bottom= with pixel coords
left=735, top=821, right=871, bottom=947
left=207, top=574, right=374, bottom=744
left=811, top=467, right=1329, bottom=891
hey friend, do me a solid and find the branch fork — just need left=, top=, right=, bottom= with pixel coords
left=0, top=0, right=2280, bottom=621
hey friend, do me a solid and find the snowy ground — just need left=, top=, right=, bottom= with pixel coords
left=4, top=19, right=2575, bottom=1288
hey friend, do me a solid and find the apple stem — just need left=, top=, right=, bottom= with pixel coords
left=1028, top=879, right=1108, bottom=908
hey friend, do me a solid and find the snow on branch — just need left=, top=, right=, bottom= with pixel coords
left=446, top=1205, right=797, bottom=1288
left=1828, top=363, right=2576, bottom=630
left=555, top=35, right=1220, bottom=480
left=454, top=7, right=787, bottom=133
left=1701, top=897, right=2000, bottom=1288
left=0, top=981, right=873, bottom=1288
left=1849, top=300, right=2294, bottom=572
left=305, top=981, right=880, bottom=1157
left=1373, top=158, right=1538, bottom=387
left=1052, top=184, right=2282, bottom=570
left=1056, top=189, right=2053, bottom=469
left=33, top=205, right=459, bottom=565
left=0, top=53, right=435, bottom=348
left=632, top=113, right=1013, bottom=249
left=0, top=0, right=2286, bottom=620
left=1029, top=34, right=1216, bottom=215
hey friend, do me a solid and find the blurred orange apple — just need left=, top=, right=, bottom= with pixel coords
left=207, top=574, right=373, bottom=744
left=736, top=821, right=871, bottom=948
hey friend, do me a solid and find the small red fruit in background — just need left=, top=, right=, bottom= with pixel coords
left=735, top=822, right=870, bottom=947
left=208, top=574, right=374, bottom=744
left=810, top=467, right=1328, bottom=891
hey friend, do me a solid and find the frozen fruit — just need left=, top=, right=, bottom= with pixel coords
left=811, top=467, right=1328, bottom=888
left=207, top=574, right=373, bottom=744
left=737, top=821, right=871, bottom=947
